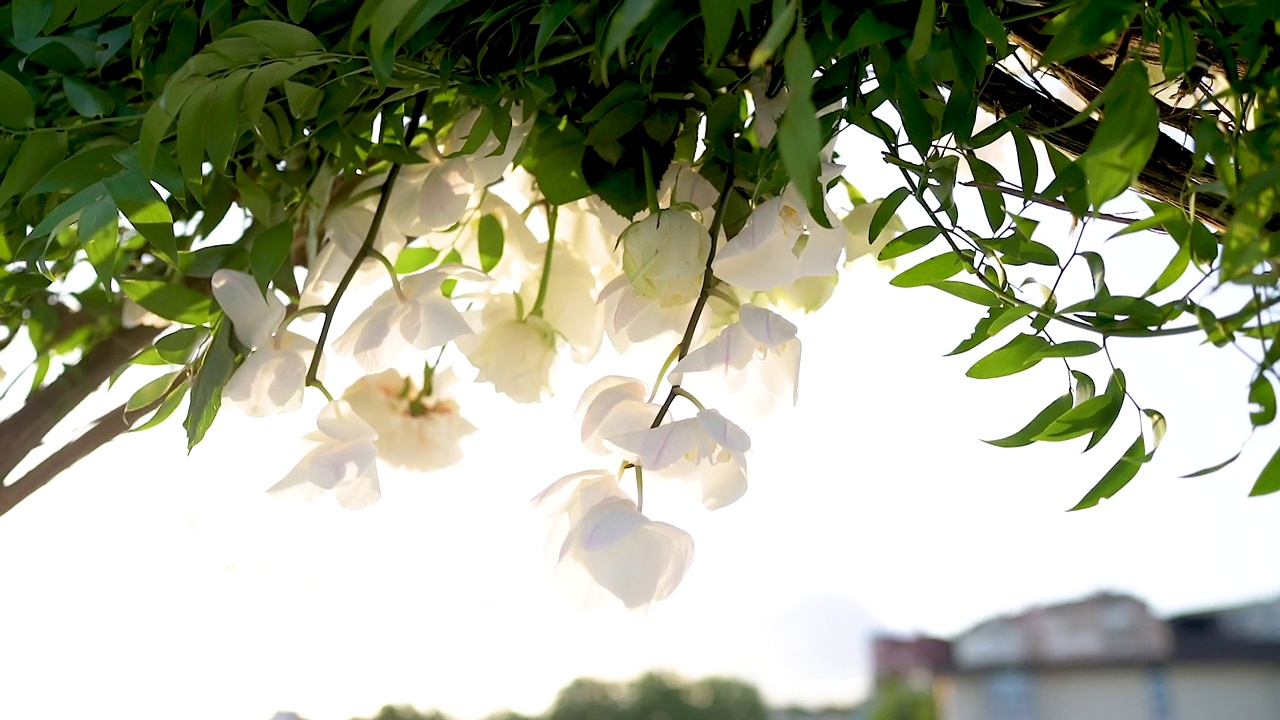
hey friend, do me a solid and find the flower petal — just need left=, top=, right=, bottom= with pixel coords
left=211, top=269, right=285, bottom=350
left=605, top=419, right=701, bottom=470
left=738, top=304, right=798, bottom=348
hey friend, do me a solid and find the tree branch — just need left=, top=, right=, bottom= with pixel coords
left=0, top=396, right=161, bottom=518
left=0, top=325, right=160, bottom=487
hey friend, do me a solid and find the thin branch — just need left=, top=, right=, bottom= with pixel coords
left=305, top=91, right=431, bottom=391
left=960, top=180, right=1142, bottom=225
left=0, top=325, right=161, bottom=485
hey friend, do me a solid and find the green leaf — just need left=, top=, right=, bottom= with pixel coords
left=947, top=304, right=1033, bottom=356
left=103, top=171, right=178, bottom=266
left=127, top=370, right=180, bottom=412
left=13, top=0, right=54, bottom=43
left=395, top=245, right=441, bottom=274
left=985, top=392, right=1074, bottom=448
left=1084, top=370, right=1126, bottom=450
left=603, top=0, right=659, bottom=57
left=1041, top=0, right=1139, bottom=65
left=870, top=188, right=912, bottom=250
left=929, top=280, right=1000, bottom=307
left=1249, top=446, right=1280, bottom=497
left=155, top=327, right=210, bottom=364
left=906, top=0, right=936, bottom=63
left=879, top=226, right=940, bottom=261
left=1012, top=129, right=1038, bottom=197
left=1250, top=375, right=1276, bottom=427
left=966, top=333, right=1051, bottom=379
left=0, top=69, right=35, bottom=128
left=0, top=132, right=68, bottom=205
left=1035, top=393, right=1123, bottom=442
left=1032, top=340, right=1102, bottom=360
left=749, top=0, right=796, bottom=69
left=219, top=20, right=323, bottom=57
left=176, top=82, right=215, bottom=192
left=78, top=195, right=119, bottom=290
left=61, top=76, right=116, bottom=118
left=120, top=279, right=212, bottom=325
left=25, top=144, right=125, bottom=198
left=891, top=252, right=965, bottom=288
left=1160, top=14, right=1196, bottom=79
left=184, top=320, right=236, bottom=450
left=1071, top=433, right=1146, bottom=510
left=250, top=220, right=294, bottom=293
left=478, top=213, right=504, bottom=273
left=778, top=33, right=826, bottom=227
left=586, top=100, right=646, bottom=147
left=1077, top=62, right=1158, bottom=210
left=287, top=0, right=310, bottom=23
left=1181, top=451, right=1241, bottom=479
left=699, top=0, right=736, bottom=64
left=131, top=378, right=191, bottom=433
left=205, top=70, right=249, bottom=174
left=527, top=122, right=591, bottom=206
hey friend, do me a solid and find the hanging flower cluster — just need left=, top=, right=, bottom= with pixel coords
left=200, top=102, right=898, bottom=609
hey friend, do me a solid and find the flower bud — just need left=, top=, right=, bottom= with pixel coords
left=621, top=209, right=711, bottom=307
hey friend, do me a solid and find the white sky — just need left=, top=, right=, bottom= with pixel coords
left=1, top=125, right=1279, bottom=720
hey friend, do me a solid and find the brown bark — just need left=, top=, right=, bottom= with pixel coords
left=0, top=325, right=160, bottom=488
left=0, top=397, right=160, bottom=518
left=975, top=64, right=1231, bottom=229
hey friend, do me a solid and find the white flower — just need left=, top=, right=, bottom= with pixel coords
left=210, top=269, right=285, bottom=350
left=606, top=408, right=751, bottom=510
left=267, top=400, right=381, bottom=510
left=747, top=75, right=788, bottom=147
left=459, top=297, right=558, bottom=403
left=333, top=265, right=486, bottom=373
left=517, top=242, right=605, bottom=363
left=532, top=470, right=694, bottom=610
left=121, top=298, right=167, bottom=329
left=223, top=331, right=317, bottom=416
left=750, top=274, right=838, bottom=314
left=843, top=199, right=907, bottom=264
left=713, top=186, right=846, bottom=291
left=342, top=369, right=476, bottom=472
left=419, top=157, right=477, bottom=231
left=620, top=209, right=711, bottom=307
left=575, top=376, right=662, bottom=455
left=673, top=304, right=801, bottom=409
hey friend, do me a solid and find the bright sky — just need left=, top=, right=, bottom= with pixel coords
left=1, top=125, right=1279, bottom=720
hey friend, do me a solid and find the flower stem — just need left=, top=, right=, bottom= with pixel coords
left=642, top=149, right=660, bottom=215
left=305, top=91, right=430, bottom=391
left=368, top=248, right=406, bottom=301
left=634, top=465, right=645, bottom=514
left=649, top=165, right=736, bottom=430
left=530, top=205, right=557, bottom=318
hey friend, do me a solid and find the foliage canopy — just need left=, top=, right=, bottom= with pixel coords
left=2, top=0, right=1280, bottom=532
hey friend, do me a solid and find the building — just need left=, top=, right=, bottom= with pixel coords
left=884, top=593, right=1280, bottom=720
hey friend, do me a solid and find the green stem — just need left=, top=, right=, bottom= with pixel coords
left=634, top=465, right=645, bottom=513
left=649, top=165, right=736, bottom=430
left=305, top=91, right=430, bottom=391
left=642, top=149, right=660, bottom=215
left=368, top=247, right=406, bottom=301
left=530, top=205, right=558, bottom=318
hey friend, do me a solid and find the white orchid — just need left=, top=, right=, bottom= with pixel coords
left=223, top=331, right=318, bottom=416
left=342, top=369, right=476, bottom=473
left=575, top=376, right=662, bottom=455
left=457, top=296, right=558, bottom=403
left=267, top=400, right=381, bottom=511
left=210, top=269, right=285, bottom=351
left=843, top=198, right=908, bottom=264
left=333, top=265, right=487, bottom=374
left=532, top=470, right=694, bottom=610
left=211, top=270, right=316, bottom=417
left=672, top=304, right=802, bottom=409
left=620, top=208, right=711, bottom=307
left=713, top=185, right=846, bottom=292
left=606, top=408, right=751, bottom=510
